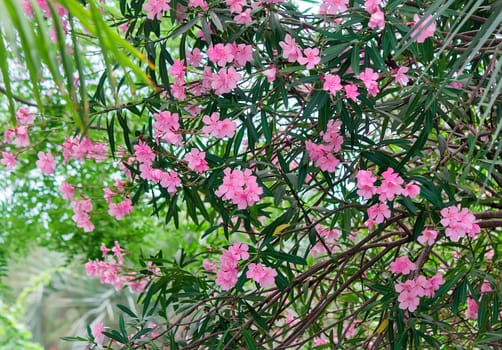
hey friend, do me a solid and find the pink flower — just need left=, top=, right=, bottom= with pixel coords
left=364, top=0, right=381, bottom=14
left=323, top=73, right=343, bottom=95
left=202, top=112, right=237, bottom=138
left=402, top=181, right=420, bottom=198
left=367, top=202, right=391, bottom=224
left=398, top=290, right=420, bottom=312
left=215, top=168, right=263, bottom=209
left=319, top=0, right=348, bottom=15
left=390, top=256, right=416, bottom=275
left=263, top=66, right=277, bottom=82
left=344, top=84, right=359, bottom=101
left=356, top=169, right=377, bottom=199
left=143, top=0, right=170, bottom=20
left=394, top=66, right=410, bottom=86
left=466, top=297, right=478, bottom=319
left=112, top=241, right=125, bottom=264
left=108, top=198, right=134, bottom=220
left=188, top=0, right=208, bottom=10
left=358, top=67, right=379, bottom=97
left=226, top=0, right=246, bottom=13
left=134, top=140, right=155, bottom=164
left=377, top=168, right=404, bottom=201
left=211, top=67, right=242, bottom=94
left=246, top=263, right=277, bottom=288
left=216, top=267, right=238, bottom=290
left=5, top=126, right=30, bottom=147
left=203, top=259, right=217, bottom=272
left=440, top=205, right=480, bottom=242
left=59, top=181, right=75, bottom=200
left=229, top=242, right=249, bottom=260
left=159, top=170, right=182, bottom=195
left=207, top=43, right=234, bottom=67
left=417, top=229, right=438, bottom=245
left=279, top=34, right=302, bottom=63
left=368, top=9, right=385, bottom=29
left=322, top=120, right=343, bottom=152
left=232, top=43, right=254, bottom=67
left=1, top=152, right=16, bottom=171
left=71, top=199, right=94, bottom=232
left=91, top=322, right=105, bottom=344
left=36, top=151, right=56, bottom=175
left=313, top=336, right=327, bottom=346
left=187, top=48, right=203, bottom=67
left=481, top=280, right=492, bottom=293
left=411, top=14, right=436, bottom=43
left=234, top=9, right=252, bottom=26
left=170, top=59, right=186, bottom=80
left=16, top=107, right=35, bottom=125
left=298, top=48, right=320, bottom=69
left=185, top=148, right=209, bottom=173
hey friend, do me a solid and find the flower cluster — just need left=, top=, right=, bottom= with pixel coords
left=207, top=242, right=278, bottom=290
left=85, top=242, right=158, bottom=293
left=61, top=136, right=108, bottom=164
left=215, top=168, right=263, bottom=209
left=311, top=224, right=341, bottom=257
left=355, top=167, right=420, bottom=227
left=71, top=199, right=94, bottom=232
left=213, top=242, right=249, bottom=290
left=395, top=273, right=444, bottom=312
left=306, top=120, right=343, bottom=172
left=440, top=205, right=480, bottom=242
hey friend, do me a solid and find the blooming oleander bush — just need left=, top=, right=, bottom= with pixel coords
left=0, top=0, right=501, bottom=349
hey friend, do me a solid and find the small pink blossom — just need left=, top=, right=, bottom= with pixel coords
left=344, top=84, right=359, bottom=101
left=279, top=34, right=302, bottom=63
left=466, top=297, right=478, bottom=319
left=91, top=322, right=105, bottom=344
left=402, top=181, right=420, bottom=198
left=215, top=168, right=262, bottom=209
left=417, top=229, right=438, bottom=245
left=185, top=148, right=209, bottom=173
left=246, top=263, right=277, bottom=288
left=108, top=198, right=134, bottom=220
left=187, top=48, right=203, bottom=67
left=358, top=67, right=379, bottom=97
left=323, top=73, right=343, bottom=95
left=481, top=280, right=492, bottom=293
left=36, top=151, right=56, bottom=175
left=234, top=9, right=252, bottom=25
left=207, top=43, right=234, bottom=67
left=298, top=48, right=320, bottom=70
left=319, top=0, right=348, bottom=15
left=364, top=0, right=381, bottom=14
left=159, top=170, right=182, bottom=195
left=368, top=9, right=385, bottom=29
left=367, top=202, right=391, bottom=224
left=143, top=0, right=170, bottom=20
left=202, top=112, right=237, bottom=138
left=211, top=67, right=242, bottom=94
left=313, top=336, right=327, bottom=346
left=203, top=259, right=217, bottom=272
left=1, top=152, right=16, bottom=171
left=169, top=59, right=186, bottom=80
left=16, top=107, right=35, bottom=125
left=390, top=256, right=416, bottom=275
left=377, top=168, right=404, bottom=201
left=394, top=66, right=410, bottom=86
left=263, top=66, right=277, bottom=82
left=229, top=242, right=250, bottom=260
left=59, top=181, right=75, bottom=200
left=411, top=14, right=436, bottom=43
left=440, top=205, right=480, bottom=242
left=356, top=169, right=377, bottom=199
left=134, top=140, right=155, bottom=164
